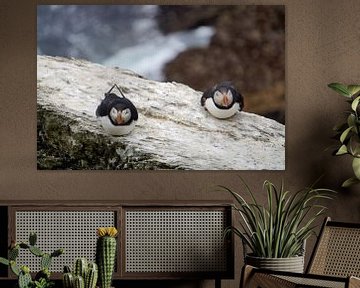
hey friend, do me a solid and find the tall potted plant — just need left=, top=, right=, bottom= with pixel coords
left=328, top=82, right=360, bottom=187
left=222, top=179, right=334, bottom=273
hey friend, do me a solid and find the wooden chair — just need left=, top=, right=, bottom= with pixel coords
left=241, top=217, right=360, bottom=288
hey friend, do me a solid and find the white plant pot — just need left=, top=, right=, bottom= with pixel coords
left=245, top=254, right=305, bottom=273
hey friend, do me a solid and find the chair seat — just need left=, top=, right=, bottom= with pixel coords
left=243, top=265, right=360, bottom=288
left=277, top=274, right=346, bottom=288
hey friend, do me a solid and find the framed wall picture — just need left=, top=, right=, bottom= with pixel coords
left=37, top=5, right=285, bottom=170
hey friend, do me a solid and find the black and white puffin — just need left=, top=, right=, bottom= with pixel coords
left=201, top=81, right=244, bottom=119
left=96, top=84, right=138, bottom=136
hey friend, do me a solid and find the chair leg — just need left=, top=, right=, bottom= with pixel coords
left=240, top=265, right=255, bottom=288
left=215, top=278, right=221, bottom=288
left=240, top=265, right=296, bottom=288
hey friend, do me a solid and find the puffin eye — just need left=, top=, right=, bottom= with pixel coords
left=226, top=90, right=233, bottom=101
left=110, top=107, right=118, bottom=118
left=213, top=91, right=223, bottom=104
left=122, top=109, right=131, bottom=121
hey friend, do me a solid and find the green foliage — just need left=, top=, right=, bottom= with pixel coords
left=32, top=278, right=54, bottom=288
left=9, top=247, right=20, bottom=260
left=19, top=270, right=32, bottom=288
left=29, top=232, right=37, bottom=246
left=329, top=82, right=360, bottom=187
left=10, top=260, right=21, bottom=276
left=74, top=258, right=87, bottom=279
left=40, top=254, right=52, bottom=270
left=63, top=272, right=74, bottom=288
left=0, top=257, right=9, bottom=266
left=50, top=248, right=64, bottom=258
left=0, top=232, right=64, bottom=288
left=96, top=236, right=117, bottom=288
left=29, top=246, right=44, bottom=257
left=74, top=275, right=85, bottom=288
left=222, top=178, right=335, bottom=258
left=35, top=268, right=50, bottom=282
left=85, top=263, right=98, bottom=288
left=62, top=259, right=98, bottom=288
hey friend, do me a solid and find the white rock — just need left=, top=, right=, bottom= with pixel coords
left=37, top=55, right=285, bottom=170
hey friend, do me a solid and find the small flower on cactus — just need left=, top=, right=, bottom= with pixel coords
left=96, top=227, right=118, bottom=237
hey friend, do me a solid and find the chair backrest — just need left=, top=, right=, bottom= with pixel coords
left=307, top=217, right=360, bottom=277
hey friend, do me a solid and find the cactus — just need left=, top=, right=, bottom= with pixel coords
left=63, top=272, right=74, bottom=288
left=74, top=258, right=88, bottom=279
left=29, top=245, right=44, bottom=257
left=10, top=260, right=21, bottom=276
left=41, top=253, right=52, bottom=270
left=85, top=262, right=98, bottom=288
left=19, top=243, right=30, bottom=249
left=96, top=227, right=118, bottom=288
left=74, top=275, right=85, bottom=288
left=64, top=265, right=72, bottom=273
left=62, top=266, right=74, bottom=288
left=63, top=259, right=98, bottom=288
left=9, top=246, right=19, bottom=260
left=51, top=248, right=64, bottom=258
left=0, top=232, right=64, bottom=288
left=35, top=268, right=51, bottom=281
left=18, top=267, right=32, bottom=288
left=29, top=232, right=37, bottom=246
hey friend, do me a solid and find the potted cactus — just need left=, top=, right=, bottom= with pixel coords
left=0, top=232, right=64, bottom=288
left=96, top=227, right=118, bottom=288
left=62, top=258, right=98, bottom=288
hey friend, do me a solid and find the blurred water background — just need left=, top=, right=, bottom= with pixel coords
left=37, top=5, right=285, bottom=123
left=37, top=5, right=214, bottom=80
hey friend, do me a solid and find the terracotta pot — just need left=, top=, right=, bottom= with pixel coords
left=245, top=254, right=304, bottom=273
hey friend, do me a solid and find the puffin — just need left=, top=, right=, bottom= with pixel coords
left=96, top=84, right=138, bottom=136
left=201, top=81, right=244, bottom=119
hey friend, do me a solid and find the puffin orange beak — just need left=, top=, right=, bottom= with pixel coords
left=116, top=114, right=124, bottom=124
left=222, top=93, right=230, bottom=107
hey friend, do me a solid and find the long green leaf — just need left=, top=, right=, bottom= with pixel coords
left=348, top=85, right=360, bottom=97
left=328, top=83, right=351, bottom=97
left=0, top=257, right=9, bottom=266
left=222, top=178, right=335, bottom=258
left=351, top=96, right=360, bottom=111
left=342, top=177, right=360, bottom=187
left=340, top=126, right=353, bottom=143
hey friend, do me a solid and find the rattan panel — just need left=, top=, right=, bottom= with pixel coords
left=277, top=275, right=345, bottom=288
left=125, top=210, right=227, bottom=273
left=15, top=211, right=115, bottom=272
left=310, top=226, right=360, bottom=277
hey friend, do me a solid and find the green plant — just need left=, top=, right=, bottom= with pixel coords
left=96, top=227, right=118, bottom=288
left=62, top=258, right=98, bottom=288
left=0, top=232, right=63, bottom=288
left=328, top=82, right=360, bottom=187
left=32, top=278, right=54, bottom=288
left=222, top=179, right=335, bottom=258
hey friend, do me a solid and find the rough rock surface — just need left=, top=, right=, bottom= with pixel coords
left=37, top=55, right=285, bottom=170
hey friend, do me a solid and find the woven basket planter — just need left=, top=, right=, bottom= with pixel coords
left=245, top=254, right=305, bottom=273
